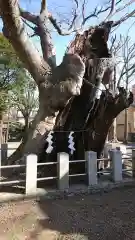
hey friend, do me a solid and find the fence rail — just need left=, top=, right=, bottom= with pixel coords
left=37, top=176, right=57, bottom=181
left=0, top=144, right=135, bottom=196
left=0, top=179, right=25, bottom=185
left=0, top=164, right=26, bottom=169
left=37, top=162, right=57, bottom=166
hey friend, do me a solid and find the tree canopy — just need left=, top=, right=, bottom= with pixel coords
left=0, top=33, right=38, bottom=122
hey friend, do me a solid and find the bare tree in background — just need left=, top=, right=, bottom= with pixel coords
left=0, top=0, right=134, bottom=173
left=108, top=34, right=135, bottom=143
left=117, top=36, right=135, bottom=143
left=107, top=34, right=121, bottom=142
left=10, top=76, right=38, bottom=133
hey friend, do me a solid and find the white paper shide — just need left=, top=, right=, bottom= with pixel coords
left=46, top=131, right=54, bottom=153
left=68, top=131, right=75, bottom=155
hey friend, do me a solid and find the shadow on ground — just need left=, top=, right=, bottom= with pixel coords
left=1, top=187, right=135, bottom=239
left=28, top=186, right=135, bottom=239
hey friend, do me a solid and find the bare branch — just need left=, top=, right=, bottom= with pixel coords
left=116, top=36, right=135, bottom=88
left=111, top=0, right=135, bottom=18
left=37, top=13, right=56, bottom=68
left=20, top=9, right=38, bottom=25
left=113, top=9, right=135, bottom=27
left=49, top=14, right=79, bottom=35
left=47, top=0, right=81, bottom=35
left=20, top=6, right=56, bottom=68
left=19, top=9, right=38, bottom=36
left=82, top=0, right=87, bottom=23
left=48, top=0, right=124, bottom=36
left=40, top=0, right=46, bottom=14
left=81, top=0, right=122, bottom=26
left=0, top=1, right=51, bottom=85
left=109, top=34, right=126, bottom=56
left=20, top=10, right=39, bottom=38
left=81, top=0, right=130, bottom=27
left=127, top=67, right=135, bottom=80
left=104, top=0, right=116, bottom=21
left=81, top=1, right=121, bottom=27
left=110, top=34, right=116, bottom=53
left=82, top=6, right=109, bottom=26
left=122, top=64, right=135, bottom=78
left=68, top=0, right=79, bottom=31
left=22, top=19, right=35, bottom=31
left=74, top=0, right=79, bottom=8
left=68, top=13, right=78, bottom=31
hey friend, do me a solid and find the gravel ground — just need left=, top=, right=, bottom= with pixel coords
left=0, top=187, right=135, bottom=239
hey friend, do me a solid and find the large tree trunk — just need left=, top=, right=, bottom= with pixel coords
left=51, top=87, right=132, bottom=158
left=7, top=24, right=133, bottom=167
left=0, top=2, right=133, bottom=179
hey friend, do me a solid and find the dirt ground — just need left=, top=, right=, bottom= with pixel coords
left=0, top=187, right=135, bottom=239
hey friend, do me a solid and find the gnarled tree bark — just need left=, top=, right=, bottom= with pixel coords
left=0, top=1, right=85, bottom=165
left=0, top=1, right=133, bottom=176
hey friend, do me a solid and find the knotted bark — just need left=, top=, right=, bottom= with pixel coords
left=0, top=2, right=133, bottom=174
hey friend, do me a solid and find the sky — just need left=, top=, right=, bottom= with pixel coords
left=16, top=0, right=135, bottom=64
left=1, top=0, right=135, bottom=62
left=0, top=0, right=135, bottom=87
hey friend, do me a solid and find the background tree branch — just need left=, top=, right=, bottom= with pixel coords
left=113, top=9, right=135, bottom=27
left=116, top=36, right=135, bottom=88
left=20, top=9, right=38, bottom=24
left=20, top=4, right=56, bottom=68
left=40, top=0, right=46, bottom=14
